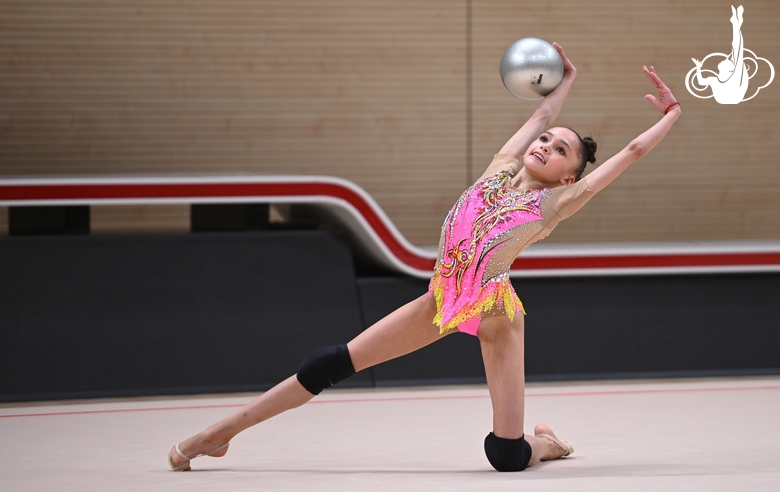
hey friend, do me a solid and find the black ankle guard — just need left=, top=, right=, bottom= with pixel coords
left=484, top=432, right=532, bottom=472
left=296, top=344, right=355, bottom=395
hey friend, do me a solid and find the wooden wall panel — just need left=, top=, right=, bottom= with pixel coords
left=90, top=205, right=190, bottom=234
left=1, top=0, right=779, bottom=245
left=472, top=0, right=780, bottom=243
left=0, top=207, right=7, bottom=235
left=0, top=0, right=467, bottom=245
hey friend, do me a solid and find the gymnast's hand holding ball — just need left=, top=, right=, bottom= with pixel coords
left=500, top=38, right=573, bottom=100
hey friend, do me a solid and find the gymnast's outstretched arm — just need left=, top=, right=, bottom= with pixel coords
left=585, top=66, right=681, bottom=194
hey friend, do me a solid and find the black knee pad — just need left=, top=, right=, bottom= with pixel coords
left=484, top=432, right=532, bottom=472
left=296, top=344, right=355, bottom=395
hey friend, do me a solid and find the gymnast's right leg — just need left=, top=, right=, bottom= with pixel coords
left=168, top=293, right=449, bottom=470
left=477, top=313, right=572, bottom=472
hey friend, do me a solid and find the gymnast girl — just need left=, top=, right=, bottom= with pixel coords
left=168, top=42, right=681, bottom=472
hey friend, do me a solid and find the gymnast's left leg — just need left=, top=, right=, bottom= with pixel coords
left=168, top=293, right=451, bottom=470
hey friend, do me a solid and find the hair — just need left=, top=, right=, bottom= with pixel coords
left=565, top=127, right=597, bottom=181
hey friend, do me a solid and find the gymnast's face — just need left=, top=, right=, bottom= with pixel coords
left=523, top=128, right=579, bottom=186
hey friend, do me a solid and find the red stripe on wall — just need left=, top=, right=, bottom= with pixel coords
left=2, top=180, right=779, bottom=274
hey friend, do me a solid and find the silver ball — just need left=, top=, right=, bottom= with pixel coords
left=500, top=38, right=564, bottom=100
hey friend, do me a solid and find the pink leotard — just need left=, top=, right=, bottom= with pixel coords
left=428, top=154, right=594, bottom=335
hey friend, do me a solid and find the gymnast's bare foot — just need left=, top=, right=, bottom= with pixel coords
left=534, top=423, right=574, bottom=460
left=168, top=431, right=230, bottom=471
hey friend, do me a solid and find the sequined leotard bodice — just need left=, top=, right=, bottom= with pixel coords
left=428, top=154, right=593, bottom=335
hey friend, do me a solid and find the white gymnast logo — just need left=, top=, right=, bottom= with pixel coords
left=685, top=5, right=774, bottom=104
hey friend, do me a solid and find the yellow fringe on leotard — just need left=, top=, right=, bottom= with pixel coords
left=429, top=272, right=526, bottom=334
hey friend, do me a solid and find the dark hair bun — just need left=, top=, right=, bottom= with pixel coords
left=582, top=136, right=597, bottom=164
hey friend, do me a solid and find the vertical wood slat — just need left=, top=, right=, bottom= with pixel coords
left=1, top=1, right=779, bottom=245
left=0, top=207, right=8, bottom=236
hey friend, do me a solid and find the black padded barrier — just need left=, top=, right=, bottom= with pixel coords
left=0, top=231, right=371, bottom=401
left=191, top=204, right=270, bottom=231
left=9, top=206, right=90, bottom=235
left=357, top=274, right=780, bottom=383
left=1, top=230, right=779, bottom=402
left=516, top=274, right=780, bottom=379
